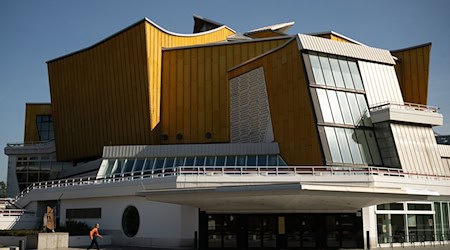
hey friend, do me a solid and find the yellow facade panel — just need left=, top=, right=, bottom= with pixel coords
left=160, top=37, right=289, bottom=145
left=48, top=20, right=234, bottom=161
left=392, top=43, right=431, bottom=105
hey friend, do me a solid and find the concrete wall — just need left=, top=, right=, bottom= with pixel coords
left=37, top=233, right=68, bottom=249
left=60, top=196, right=198, bottom=248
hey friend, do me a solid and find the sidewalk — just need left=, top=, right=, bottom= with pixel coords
left=34, top=246, right=450, bottom=250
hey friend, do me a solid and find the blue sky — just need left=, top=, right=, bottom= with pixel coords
left=1, top=0, right=449, bottom=182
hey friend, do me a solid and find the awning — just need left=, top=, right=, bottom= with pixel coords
left=137, top=183, right=437, bottom=212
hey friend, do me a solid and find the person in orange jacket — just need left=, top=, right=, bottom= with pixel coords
left=87, top=223, right=103, bottom=250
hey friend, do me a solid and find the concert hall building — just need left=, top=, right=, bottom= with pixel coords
left=4, top=15, right=450, bottom=249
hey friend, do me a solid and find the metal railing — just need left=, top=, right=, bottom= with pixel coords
left=11, top=165, right=450, bottom=205
left=379, top=233, right=450, bottom=248
left=0, top=208, right=28, bottom=217
left=370, top=102, right=439, bottom=113
left=6, top=139, right=54, bottom=147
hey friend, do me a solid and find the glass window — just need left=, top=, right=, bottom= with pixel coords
left=236, top=156, right=246, bottom=166
left=123, top=159, right=135, bottom=173
left=335, top=128, right=353, bottom=163
left=327, top=90, right=344, bottom=124
left=407, top=214, right=434, bottom=242
left=317, top=88, right=333, bottom=123
left=164, top=158, right=175, bottom=168
left=346, top=129, right=363, bottom=164
left=377, top=203, right=404, bottom=210
left=309, top=54, right=325, bottom=85
left=325, top=127, right=343, bottom=163
left=104, top=159, right=116, bottom=176
left=337, top=92, right=353, bottom=125
left=278, top=156, right=287, bottom=166
left=377, top=214, right=406, bottom=244
left=175, top=157, right=185, bottom=166
left=329, top=57, right=345, bottom=88
left=407, top=203, right=432, bottom=211
left=339, top=59, right=355, bottom=90
left=133, top=159, right=145, bottom=173
left=319, top=56, right=335, bottom=87
left=195, top=156, right=205, bottom=166
left=66, top=208, right=101, bottom=219
left=205, top=156, right=215, bottom=166
left=257, top=155, right=267, bottom=166
left=154, top=158, right=165, bottom=170
left=113, top=159, right=125, bottom=175
left=435, top=202, right=443, bottom=240
left=356, top=94, right=372, bottom=127
left=28, top=172, right=38, bottom=183
left=347, top=93, right=362, bottom=126
left=142, top=159, right=155, bottom=173
left=247, top=156, right=257, bottom=166
left=355, top=129, right=373, bottom=165
left=184, top=157, right=195, bottom=166
left=348, top=61, right=364, bottom=91
left=443, top=203, right=449, bottom=240
left=215, top=156, right=225, bottom=166
left=122, top=206, right=139, bottom=238
left=268, top=155, right=278, bottom=166
left=365, top=130, right=382, bottom=165
left=36, top=115, right=54, bottom=141
left=225, top=156, right=236, bottom=166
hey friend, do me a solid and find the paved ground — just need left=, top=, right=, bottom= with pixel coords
left=29, top=245, right=450, bottom=250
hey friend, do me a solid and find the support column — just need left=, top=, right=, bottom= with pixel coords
left=363, top=206, right=378, bottom=248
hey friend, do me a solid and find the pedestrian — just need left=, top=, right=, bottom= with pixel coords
left=87, top=223, right=103, bottom=250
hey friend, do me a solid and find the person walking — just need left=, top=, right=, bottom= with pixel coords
left=87, top=223, right=103, bottom=250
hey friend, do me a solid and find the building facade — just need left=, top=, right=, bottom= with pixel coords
left=4, top=16, right=450, bottom=249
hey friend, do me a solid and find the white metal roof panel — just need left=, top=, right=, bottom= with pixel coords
left=103, top=143, right=280, bottom=158
left=438, top=144, right=450, bottom=158
left=247, top=21, right=295, bottom=34
left=296, top=34, right=395, bottom=65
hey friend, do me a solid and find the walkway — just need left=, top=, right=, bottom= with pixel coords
left=30, top=245, right=450, bottom=250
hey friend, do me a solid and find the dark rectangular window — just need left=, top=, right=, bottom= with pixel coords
left=407, top=203, right=432, bottom=211
left=36, top=115, right=54, bottom=141
left=66, top=208, right=101, bottom=219
left=377, top=203, right=404, bottom=210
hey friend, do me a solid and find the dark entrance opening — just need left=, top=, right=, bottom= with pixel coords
left=199, top=213, right=363, bottom=249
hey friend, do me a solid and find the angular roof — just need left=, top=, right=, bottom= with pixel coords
left=296, top=34, right=395, bottom=65
left=306, top=31, right=366, bottom=46
left=193, top=14, right=225, bottom=33
left=246, top=21, right=295, bottom=35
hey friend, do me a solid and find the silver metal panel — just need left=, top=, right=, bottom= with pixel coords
left=230, top=67, right=274, bottom=143
left=358, top=61, right=404, bottom=106
left=102, top=143, right=280, bottom=158
left=438, top=144, right=450, bottom=158
left=296, top=34, right=395, bottom=65
left=391, top=124, right=447, bottom=176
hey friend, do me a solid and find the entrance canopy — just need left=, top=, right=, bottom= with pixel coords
left=137, top=182, right=437, bottom=212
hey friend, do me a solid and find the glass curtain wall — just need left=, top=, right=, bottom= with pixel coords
left=376, top=202, right=439, bottom=244
left=99, top=154, right=288, bottom=178
left=15, top=154, right=66, bottom=192
left=305, top=51, right=382, bottom=166
left=435, top=202, right=450, bottom=240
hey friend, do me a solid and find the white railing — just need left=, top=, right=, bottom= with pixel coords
left=0, top=208, right=29, bottom=217
left=6, top=139, right=54, bottom=147
left=11, top=165, right=450, bottom=204
left=370, top=102, right=439, bottom=113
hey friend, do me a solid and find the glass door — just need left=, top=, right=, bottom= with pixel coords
left=325, top=215, right=340, bottom=248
